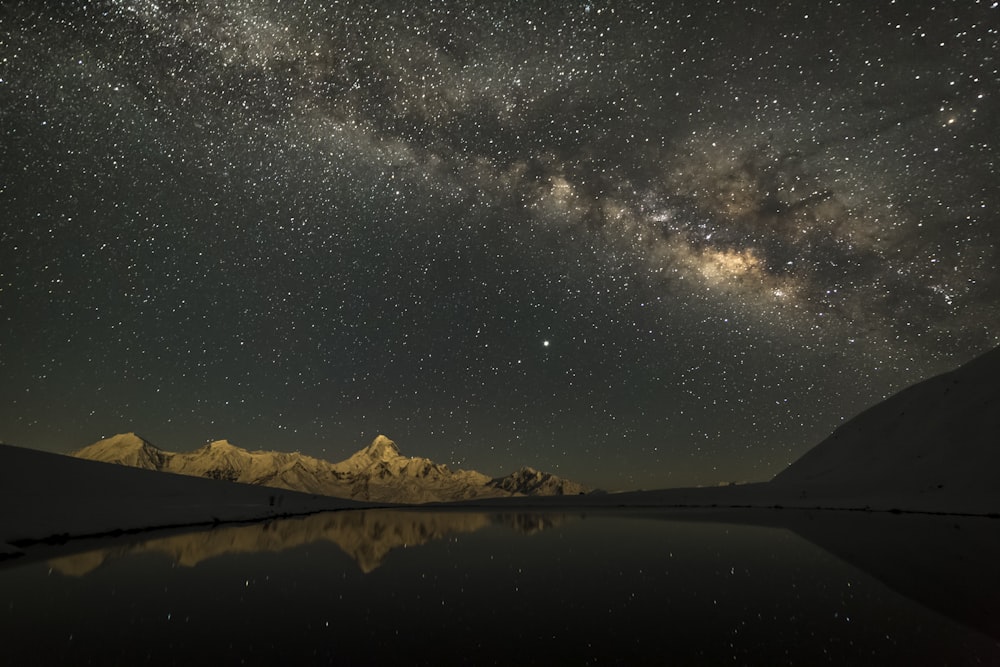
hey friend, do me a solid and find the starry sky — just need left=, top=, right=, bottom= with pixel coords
left=1, top=0, right=998, bottom=490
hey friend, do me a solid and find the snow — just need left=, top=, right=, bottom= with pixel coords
left=770, top=344, right=1000, bottom=514
left=73, top=433, right=583, bottom=503
left=362, top=434, right=402, bottom=461
left=0, top=443, right=372, bottom=553
left=74, top=434, right=359, bottom=498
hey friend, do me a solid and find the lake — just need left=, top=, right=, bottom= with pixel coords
left=2, top=509, right=998, bottom=665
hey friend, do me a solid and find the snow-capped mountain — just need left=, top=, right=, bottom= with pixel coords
left=73, top=434, right=589, bottom=503
left=76, top=432, right=170, bottom=469
left=489, top=466, right=588, bottom=496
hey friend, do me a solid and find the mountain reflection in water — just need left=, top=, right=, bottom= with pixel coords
left=3, top=509, right=996, bottom=665
left=43, top=508, right=1000, bottom=642
left=48, top=510, right=568, bottom=575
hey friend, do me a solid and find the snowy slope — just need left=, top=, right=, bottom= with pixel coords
left=73, top=434, right=588, bottom=504
left=488, top=466, right=589, bottom=496
left=73, top=432, right=170, bottom=468
left=0, top=444, right=369, bottom=548
left=770, top=345, right=1000, bottom=510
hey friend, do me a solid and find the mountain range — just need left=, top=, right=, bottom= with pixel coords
left=72, top=433, right=589, bottom=504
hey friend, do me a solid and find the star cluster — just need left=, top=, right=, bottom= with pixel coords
left=1, top=0, right=997, bottom=488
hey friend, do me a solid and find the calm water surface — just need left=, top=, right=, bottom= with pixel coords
left=2, top=510, right=997, bottom=665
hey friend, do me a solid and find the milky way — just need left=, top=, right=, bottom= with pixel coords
left=1, top=0, right=998, bottom=488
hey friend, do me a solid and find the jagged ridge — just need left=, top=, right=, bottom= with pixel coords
left=73, top=434, right=589, bottom=504
left=488, top=466, right=588, bottom=496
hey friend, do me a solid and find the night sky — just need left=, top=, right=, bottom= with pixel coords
left=1, top=0, right=997, bottom=490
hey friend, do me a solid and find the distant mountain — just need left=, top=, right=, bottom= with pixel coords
left=772, top=345, right=1000, bottom=505
left=73, top=434, right=589, bottom=504
left=77, top=432, right=170, bottom=469
left=489, top=466, right=588, bottom=496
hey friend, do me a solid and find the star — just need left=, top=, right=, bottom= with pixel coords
left=0, top=0, right=997, bottom=490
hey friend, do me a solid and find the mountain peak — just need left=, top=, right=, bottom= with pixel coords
left=490, top=466, right=589, bottom=496
left=364, top=435, right=401, bottom=461
left=100, top=432, right=158, bottom=451
left=74, top=432, right=166, bottom=468
left=205, top=439, right=239, bottom=449
left=75, top=432, right=590, bottom=503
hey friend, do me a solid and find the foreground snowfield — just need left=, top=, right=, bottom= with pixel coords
left=0, top=444, right=373, bottom=553
left=770, top=344, right=1000, bottom=509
